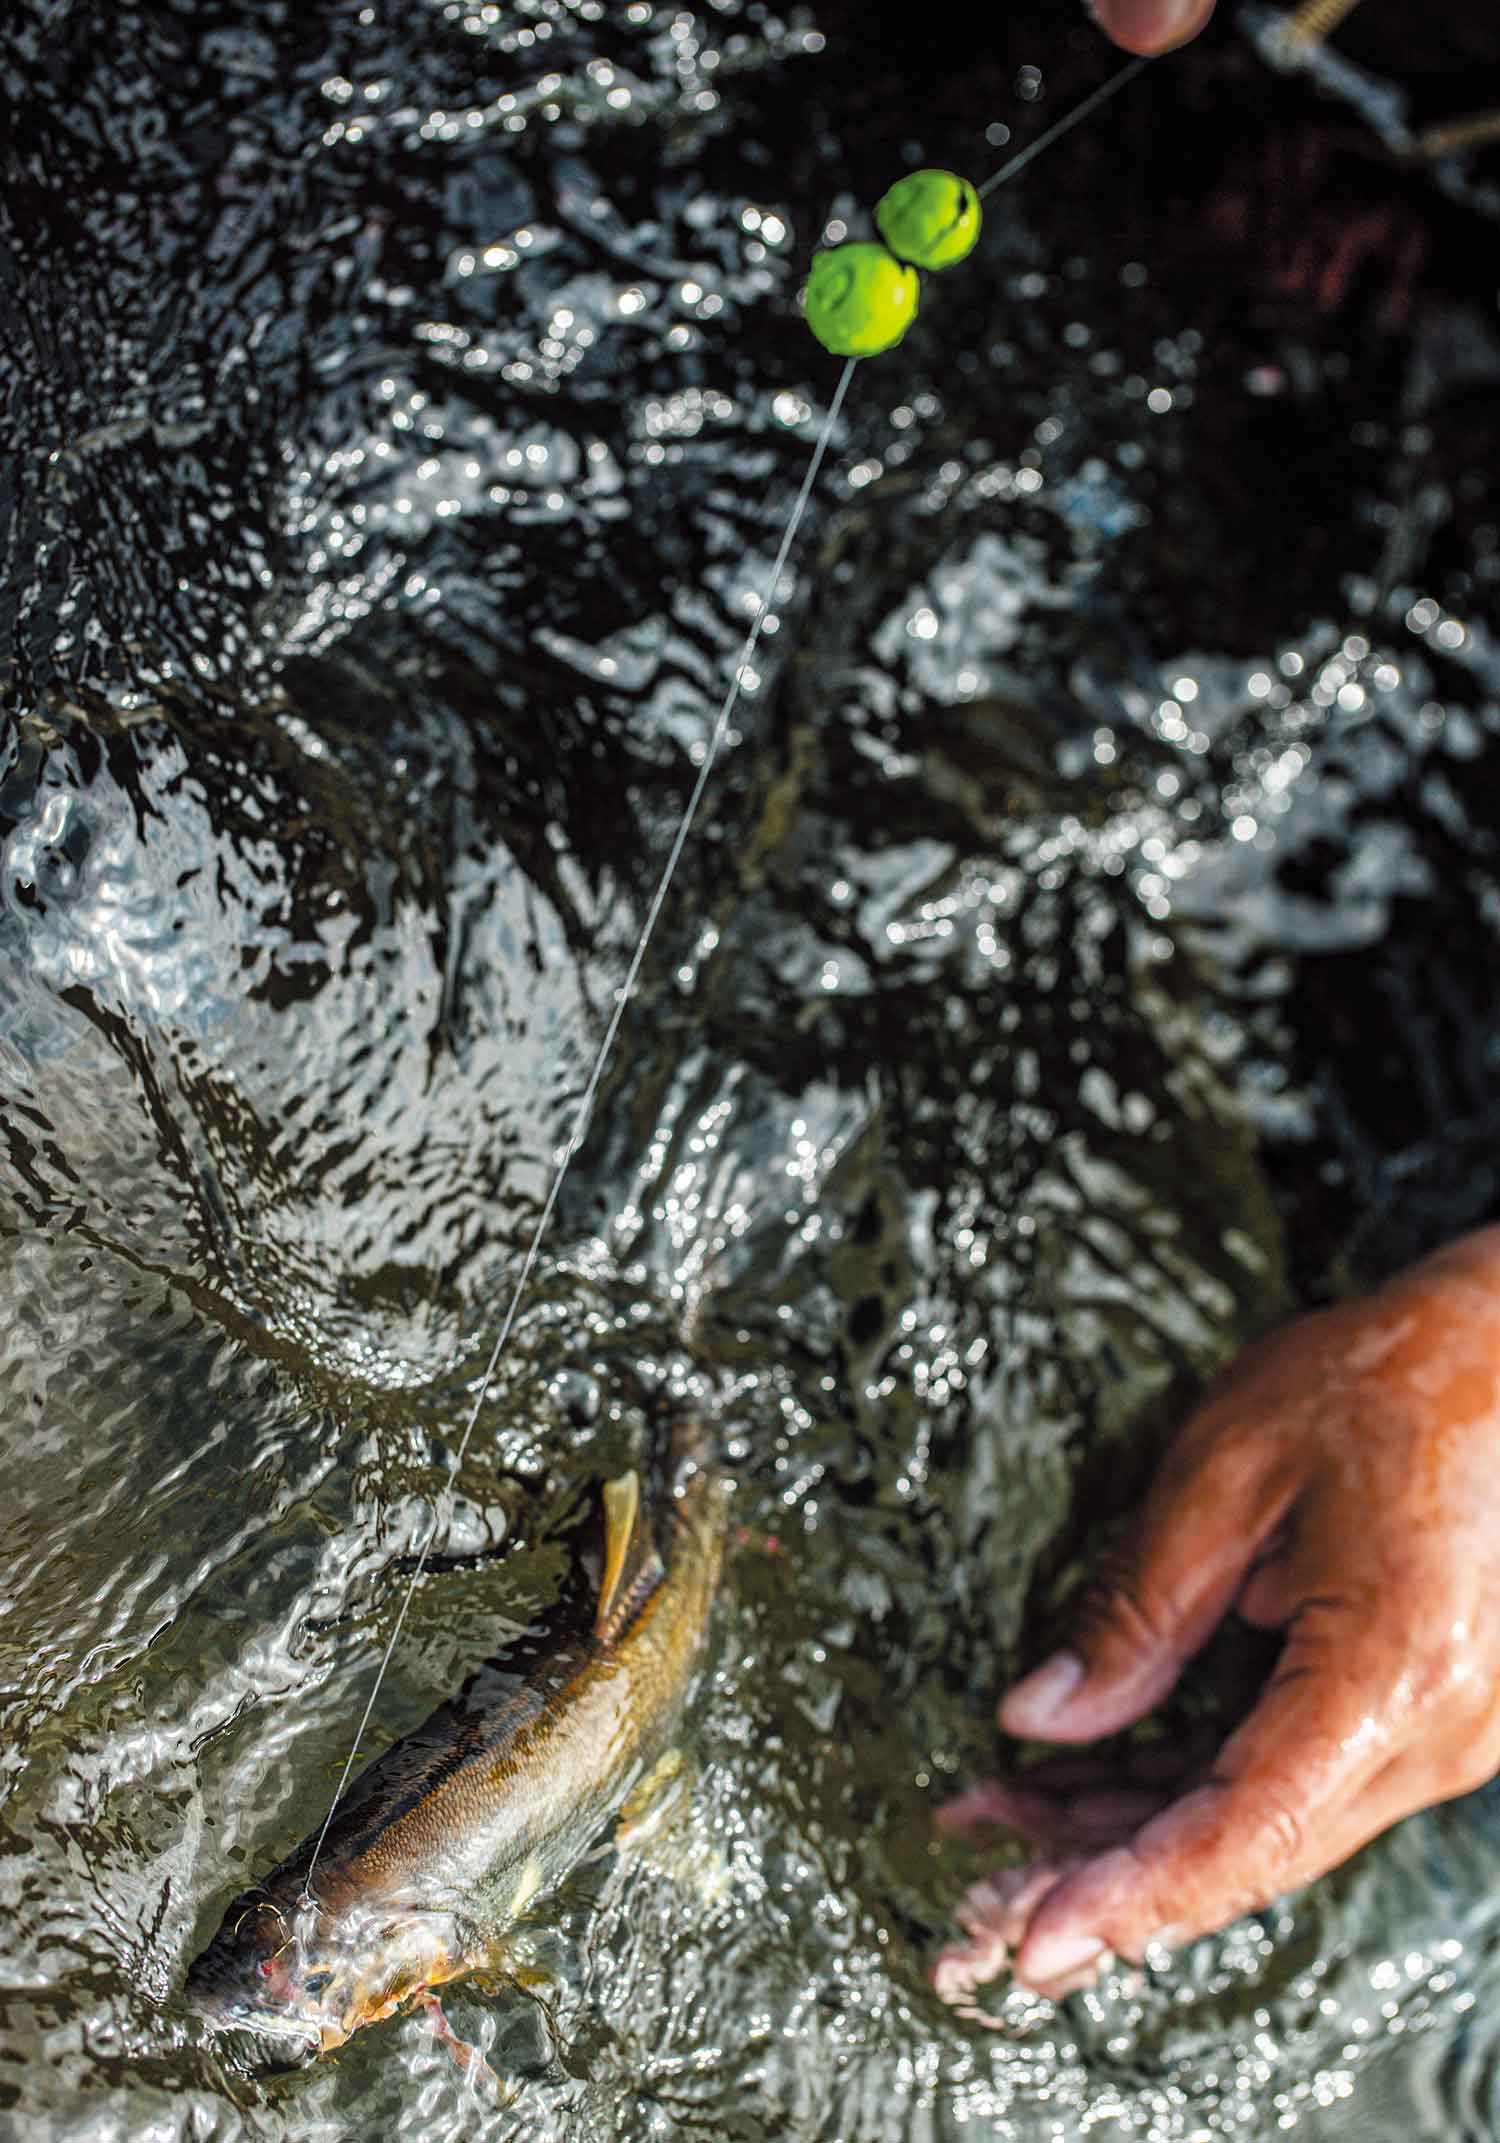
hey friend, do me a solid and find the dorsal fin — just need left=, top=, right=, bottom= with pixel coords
left=594, top=1469, right=663, bottom=1643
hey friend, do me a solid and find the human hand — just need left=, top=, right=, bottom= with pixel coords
left=934, top=1225, right=1500, bottom=2008
left=1087, top=0, right=1217, bottom=55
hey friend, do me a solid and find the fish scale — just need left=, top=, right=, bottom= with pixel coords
left=185, top=1415, right=726, bottom=2069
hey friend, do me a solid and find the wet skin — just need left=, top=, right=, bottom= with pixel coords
left=1087, top=0, right=1218, bottom=57
left=935, top=1226, right=1500, bottom=2005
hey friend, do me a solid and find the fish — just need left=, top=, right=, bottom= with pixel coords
left=185, top=1410, right=727, bottom=2072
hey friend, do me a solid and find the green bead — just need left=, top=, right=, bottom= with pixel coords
left=803, top=242, right=920, bottom=357
left=875, top=169, right=981, bottom=270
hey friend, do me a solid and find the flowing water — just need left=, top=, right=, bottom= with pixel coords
left=5, top=0, right=1500, bottom=2135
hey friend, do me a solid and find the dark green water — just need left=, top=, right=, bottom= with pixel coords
left=4, top=0, right=1500, bottom=2134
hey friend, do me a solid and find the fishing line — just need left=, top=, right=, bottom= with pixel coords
left=977, top=55, right=1147, bottom=201
left=300, top=51, right=1148, bottom=1909
left=302, top=360, right=852, bottom=1901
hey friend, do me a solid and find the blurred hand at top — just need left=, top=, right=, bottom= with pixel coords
left=935, top=1226, right=1500, bottom=2009
left=1088, top=0, right=1217, bottom=54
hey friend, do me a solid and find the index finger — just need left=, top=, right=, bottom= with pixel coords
left=1009, top=1625, right=1405, bottom=1987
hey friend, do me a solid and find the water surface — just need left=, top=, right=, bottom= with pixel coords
left=4, top=0, right=1500, bottom=2134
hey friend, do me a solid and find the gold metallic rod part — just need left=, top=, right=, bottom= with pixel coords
left=1278, top=0, right=1366, bottom=50
left=1416, top=108, right=1500, bottom=160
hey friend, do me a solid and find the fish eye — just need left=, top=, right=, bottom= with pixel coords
left=302, top=1970, right=334, bottom=1997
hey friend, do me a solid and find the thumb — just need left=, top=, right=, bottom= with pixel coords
left=1001, top=1429, right=1295, bottom=1743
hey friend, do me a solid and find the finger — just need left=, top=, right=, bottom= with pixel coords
left=935, top=1782, right=1024, bottom=1840
left=953, top=1860, right=1067, bottom=1946
left=1041, top=1785, right=1172, bottom=1849
left=1088, top=0, right=1217, bottom=54
left=937, top=1775, right=1172, bottom=1851
left=938, top=1732, right=1214, bottom=1839
left=934, top=1860, right=1083, bottom=2023
left=1018, top=1721, right=1221, bottom=1791
left=1010, top=1761, right=1417, bottom=1998
left=1001, top=1432, right=1297, bottom=1745
left=952, top=1745, right=1454, bottom=2006
left=1010, top=1627, right=1403, bottom=1987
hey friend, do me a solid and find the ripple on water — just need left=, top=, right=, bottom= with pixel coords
left=5, top=0, right=1500, bottom=2135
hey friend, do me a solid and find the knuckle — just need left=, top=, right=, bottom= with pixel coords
left=1076, top=1550, right=1181, bottom=1661
left=1240, top=1789, right=1306, bottom=1889
left=1404, top=1614, right=1489, bottom=1720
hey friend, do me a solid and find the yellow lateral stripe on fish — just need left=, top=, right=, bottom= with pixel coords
left=185, top=1413, right=726, bottom=2070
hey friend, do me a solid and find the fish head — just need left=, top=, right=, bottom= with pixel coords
left=185, top=1892, right=358, bottom=2067
left=187, top=1888, right=462, bottom=2068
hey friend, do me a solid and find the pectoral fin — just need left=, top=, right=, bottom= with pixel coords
left=418, top=1995, right=515, bottom=2102
left=595, top=1469, right=663, bottom=1642
left=615, top=1746, right=688, bottom=1844
left=615, top=1750, right=731, bottom=1903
